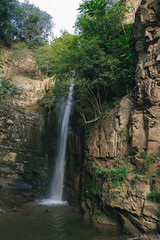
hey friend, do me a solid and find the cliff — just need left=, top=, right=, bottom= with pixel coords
left=73, top=0, right=160, bottom=234
left=0, top=0, right=160, bottom=235
left=0, top=43, right=54, bottom=209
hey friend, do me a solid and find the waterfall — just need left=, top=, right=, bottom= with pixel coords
left=39, top=84, right=73, bottom=205
left=50, top=84, right=73, bottom=202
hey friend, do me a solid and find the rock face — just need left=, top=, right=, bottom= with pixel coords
left=0, top=42, right=41, bottom=78
left=124, top=0, right=142, bottom=24
left=0, top=76, right=49, bottom=209
left=76, top=0, right=160, bottom=234
left=133, top=0, right=160, bottom=155
left=0, top=44, right=55, bottom=209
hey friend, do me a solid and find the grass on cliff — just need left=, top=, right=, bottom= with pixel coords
left=0, top=75, right=21, bottom=99
left=91, top=160, right=129, bottom=188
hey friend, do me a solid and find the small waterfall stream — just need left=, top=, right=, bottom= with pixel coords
left=40, top=84, right=74, bottom=205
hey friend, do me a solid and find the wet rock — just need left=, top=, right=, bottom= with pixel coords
left=0, top=208, right=5, bottom=215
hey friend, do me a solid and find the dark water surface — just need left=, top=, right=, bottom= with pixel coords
left=0, top=203, right=129, bottom=240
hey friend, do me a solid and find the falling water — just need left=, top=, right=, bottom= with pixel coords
left=39, top=84, right=74, bottom=205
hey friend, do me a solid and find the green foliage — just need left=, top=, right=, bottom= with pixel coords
left=35, top=32, right=77, bottom=78
left=76, top=0, right=127, bottom=40
left=134, top=174, right=141, bottom=180
left=34, top=0, right=137, bottom=124
left=93, top=163, right=129, bottom=187
left=0, top=0, right=53, bottom=46
left=108, top=165, right=129, bottom=187
left=112, top=191, right=120, bottom=200
left=138, top=151, right=158, bottom=174
left=132, top=174, right=141, bottom=184
left=34, top=44, right=53, bottom=76
left=0, top=0, right=18, bottom=44
left=0, top=75, right=20, bottom=98
left=147, top=190, right=159, bottom=203
left=52, top=80, right=72, bottom=102
left=105, top=24, right=137, bottom=94
left=15, top=0, right=53, bottom=46
left=157, top=168, right=160, bottom=177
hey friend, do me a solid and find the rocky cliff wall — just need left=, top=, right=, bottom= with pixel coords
left=0, top=42, right=41, bottom=78
left=0, top=44, right=55, bottom=209
left=124, top=0, right=142, bottom=24
left=78, top=0, right=160, bottom=234
left=0, top=76, right=49, bottom=209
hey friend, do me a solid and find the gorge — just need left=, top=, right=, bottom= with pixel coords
left=0, top=0, right=160, bottom=239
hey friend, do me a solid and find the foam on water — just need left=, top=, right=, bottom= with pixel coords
left=37, top=199, right=68, bottom=206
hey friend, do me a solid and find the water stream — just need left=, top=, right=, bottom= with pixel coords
left=40, top=84, right=74, bottom=205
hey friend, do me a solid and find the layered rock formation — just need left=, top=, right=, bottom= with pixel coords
left=0, top=45, right=55, bottom=209
left=0, top=77, right=46, bottom=209
left=78, top=0, right=160, bottom=234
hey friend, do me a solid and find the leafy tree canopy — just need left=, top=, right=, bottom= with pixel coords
left=0, top=0, right=53, bottom=46
left=35, top=0, right=137, bottom=124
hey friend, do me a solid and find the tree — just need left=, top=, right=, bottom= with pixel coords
left=34, top=1, right=137, bottom=124
left=72, top=0, right=137, bottom=124
left=75, top=0, right=125, bottom=40
left=34, top=31, right=77, bottom=78
left=0, top=0, right=54, bottom=46
left=34, top=43, right=53, bottom=77
left=0, top=0, right=18, bottom=44
left=12, top=0, right=53, bottom=46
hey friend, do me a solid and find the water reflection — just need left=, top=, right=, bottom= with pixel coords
left=0, top=203, right=128, bottom=240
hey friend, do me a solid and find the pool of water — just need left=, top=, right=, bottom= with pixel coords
left=0, top=203, right=129, bottom=240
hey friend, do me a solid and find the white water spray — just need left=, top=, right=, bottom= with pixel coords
left=39, top=84, right=73, bottom=206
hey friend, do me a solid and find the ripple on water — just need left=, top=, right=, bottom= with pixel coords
left=0, top=203, right=129, bottom=240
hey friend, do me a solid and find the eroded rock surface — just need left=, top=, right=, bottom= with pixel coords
left=0, top=78, right=46, bottom=208
left=79, top=0, right=160, bottom=234
left=124, top=0, right=142, bottom=24
left=0, top=47, right=54, bottom=209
